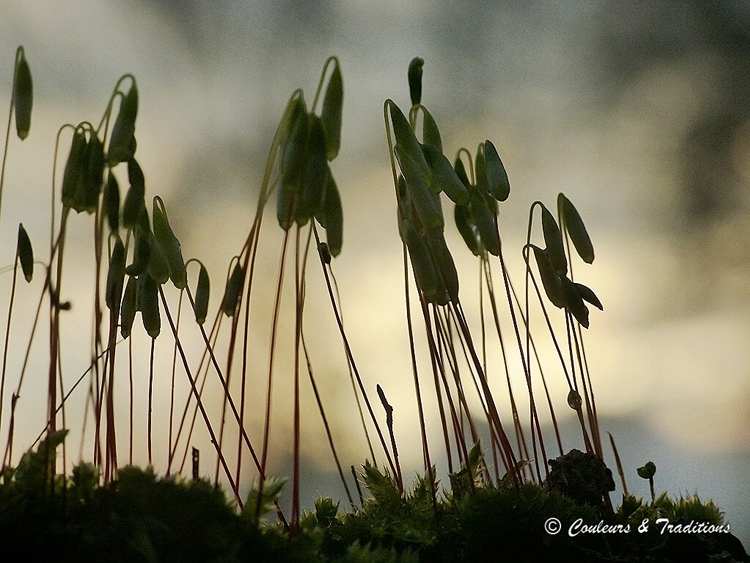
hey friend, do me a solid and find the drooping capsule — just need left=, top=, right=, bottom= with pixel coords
left=79, top=133, right=105, bottom=214
left=316, top=170, right=343, bottom=257
left=13, top=47, right=32, bottom=141
left=120, top=274, right=137, bottom=339
left=483, top=140, right=510, bottom=202
left=105, top=237, right=126, bottom=312
left=558, top=193, right=594, bottom=264
left=421, top=144, right=469, bottom=205
left=420, top=106, right=442, bottom=153
left=61, top=127, right=88, bottom=210
left=193, top=262, right=210, bottom=325
left=221, top=261, right=244, bottom=317
left=394, top=143, right=444, bottom=231
left=295, top=115, right=328, bottom=225
left=407, top=57, right=424, bottom=107
left=138, top=272, right=161, bottom=338
left=16, top=223, right=33, bottom=282
left=540, top=204, right=567, bottom=276
left=279, top=94, right=309, bottom=190
left=320, top=60, right=343, bottom=161
left=531, top=245, right=565, bottom=309
left=122, top=159, right=145, bottom=229
left=103, top=171, right=120, bottom=232
left=108, top=80, right=138, bottom=165
left=454, top=204, right=480, bottom=257
left=152, top=196, right=186, bottom=289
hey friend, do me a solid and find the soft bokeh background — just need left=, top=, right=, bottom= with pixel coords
left=0, top=0, right=748, bottom=543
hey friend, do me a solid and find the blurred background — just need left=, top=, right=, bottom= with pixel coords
left=0, top=0, right=748, bottom=543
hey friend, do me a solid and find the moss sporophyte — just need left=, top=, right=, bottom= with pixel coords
left=0, top=48, right=746, bottom=562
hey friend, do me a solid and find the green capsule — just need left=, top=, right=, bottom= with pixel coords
left=558, top=193, right=594, bottom=264
left=560, top=275, right=589, bottom=328
left=422, top=144, right=469, bottom=205
left=387, top=101, right=431, bottom=179
left=316, top=170, right=343, bottom=257
left=394, top=143, right=443, bottom=231
left=295, top=115, right=328, bottom=225
left=108, top=81, right=138, bottom=165
left=276, top=181, right=297, bottom=231
left=407, top=57, right=424, bottom=107
left=433, top=233, right=459, bottom=303
left=531, top=245, right=565, bottom=309
left=474, top=144, right=488, bottom=196
left=469, top=187, right=499, bottom=256
left=420, top=106, right=442, bottom=153
left=483, top=140, right=510, bottom=202
left=573, top=281, right=602, bottom=311
left=320, top=59, right=343, bottom=161
left=402, top=221, right=441, bottom=303
left=152, top=196, right=186, bottom=289
left=637, top=461, right=656, bottom=480
left=540, top=205, right=567, bottom=276
left=79, top=133, right=105, bottom=214
left=454, top=204, right=480, bottom=257
left=61, top=127, right=87, bottom=210
left=280, top=94, right=308, bottom=189
left=146, top=233, right=170, bottom=286
left=120, top=274, right=137, bottom=338
left=138, top=272, right=161, bottom=338
left=103, top=171, right=120, bottom=232
left=453, top=155, right=471, bottom=189
left=126, top=221, right=151, bottom=277
left=13, top=47, right=32, bottom=141
left=105, top=237, right=126, bottom=312
left=122, top=159, right=145, bottom=229
left=193, top=262, right=210, bottom=325
left=16, top=223, right=33, bottom=283
left=221, top=261, right=244, bottom=317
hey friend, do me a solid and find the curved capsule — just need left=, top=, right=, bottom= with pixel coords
left=126, top=223, right=151, bottom=277
left=531, top=245, right=565, bottom=309
left=138, top=273, right=161, bottom=338
left=61, top=128, right=87, bottom=210
left=573, top=281, right=602, bottom=310
left=193, top=262, right=210, bottom=325
left=402, top=221, right=441, bottom=304
left=540, top=204, right=567, bottom=276
left=560, top=275, right=589, bottom=328
left=483, top=140, right=510, bottom=202
left=146, top=233, right=170, bottom=286
left=320, top=60, right=343, bottom=161
left=103, top=172, right=120, bottom=232
left=388, top=101, right=431, bottom=179
left=295, top=115, right=328, bottom=225
left=13, top=47, right=32, bottom=141
left=105, top=237, right=126, bottom=312
left=276, top=181, right=297, bottom=231
left=394, top=143, right=444, bottom=230
left=221, top=261, right=244, bottom=317
left=317, top=170, right=343, bottom=257
left=108, top=81, right=138, bottom=165
left=420, top=106, right=442, bottom=153
left=422, top=144, right=469, bottom=205
left=279, top=94, right=308, bottom=189
left=79, top=133, right=105, bottom=214
left=120, top=274, right=137, bottom=338
left=453, top=154, right=471, bottom=189
left=17, top=223, right=34, bottom=282
left=152, top=196, right=186, bottom=289
left=408, top=57, right=424, bottom=107
left=559, top=193, right=594, bottom=264
left=454, top=204, right=480, bottom=257
left=433, top=233, right=459, bottom=303
left=122, top=159, right=145, bottom=229
left=469, top=188, right=499, bottom=256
